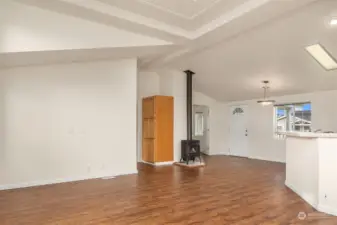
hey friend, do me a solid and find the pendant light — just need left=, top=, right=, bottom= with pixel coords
left=257, top=81, right=275, bottom=106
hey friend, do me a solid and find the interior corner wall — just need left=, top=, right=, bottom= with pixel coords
left=219, top=90, right=337, bottom=163
left=137, top=72, right=160, bottom=161
left=137, top=70, right=186, bottom=162
left=137, top=71, right=229, bottom=162
left=159, top=70, right=187, bottom=162
left=171, top=72, right=187, bottom=162
left=0, top=59, right=138, bottom=190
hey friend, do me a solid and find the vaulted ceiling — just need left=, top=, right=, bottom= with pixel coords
left=98, top=0, right=250, bottom=31
left=169, top=0, right=337, bottom=101
left=13, top=0, right=284, bottom=42
left=2, top=0, right=337, bottom=101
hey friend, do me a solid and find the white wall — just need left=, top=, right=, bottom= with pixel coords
left=152, top=70, right=187, bottom=162
left=138, top=70, right=187, bottom=162
left=286, top=137, right=319, bottom=207
left=285, top=137, right=337, bottom=216
left=137, top=72, right=337, bottom=164
left=0, top=59, right=138, bottom=189
left=137, top=71, right=228, bottom=161
left=137, top=72, right=160, bottom=161
left=218, top=90, right=337, bottom=163
left=193, top=91, right=227, bottom=155
left=0, top=0, right=170, bottom=53
left=164, top=71, right=187, bottom=162
left=318, top=138, right=337, bottom=215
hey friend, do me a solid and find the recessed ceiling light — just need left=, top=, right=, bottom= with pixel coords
left=331, top=19, right=337, bottom=26
left=305, top=44, right=337, bottom=71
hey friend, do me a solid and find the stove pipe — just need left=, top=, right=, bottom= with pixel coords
left=184, top=70, right=195, bottom=141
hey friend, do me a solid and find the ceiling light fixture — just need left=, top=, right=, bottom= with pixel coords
left=305, top=43, right=337, bottom=70
left=257, top=81, right=275, bottom=106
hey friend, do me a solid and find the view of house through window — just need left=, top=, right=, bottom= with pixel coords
left=275, top=102, right=312, bottom=133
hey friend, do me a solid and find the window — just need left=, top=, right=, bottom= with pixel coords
left=274, top=102, right=312, bottom=134
left=233, top=107, right=244, bottom=115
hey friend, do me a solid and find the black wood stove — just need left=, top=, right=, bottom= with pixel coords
left=180, top=70, right=202, bottom=164
left=181, top=140, right=201, bottom=164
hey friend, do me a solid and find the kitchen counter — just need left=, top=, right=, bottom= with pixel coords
left=284, top=133, right=337, bottom=216
left=279, top=131, right=337, bottom=138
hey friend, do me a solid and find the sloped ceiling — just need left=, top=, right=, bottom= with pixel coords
left=1, top=0, right=336, bottom=101
left=0, top=0, right=171, bottom=53
left=0, top=46, right=174, bottom=69
left=168, top=0, right=337, bottom=101
left=99, top=0, right=249, bottom=30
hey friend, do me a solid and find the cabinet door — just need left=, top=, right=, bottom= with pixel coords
left=143, top=97, right=155, bottom=119
left=143, top=119, right=156, bottom=139
left=155, top=96, right=174, bottom=162
left=142, top=139, right=155, bottom=163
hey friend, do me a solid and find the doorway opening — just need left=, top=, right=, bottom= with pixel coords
left=192, top=105, right=210, bottom=154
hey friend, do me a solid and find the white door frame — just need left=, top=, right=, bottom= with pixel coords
left=229, top=105, right=248, bottom=157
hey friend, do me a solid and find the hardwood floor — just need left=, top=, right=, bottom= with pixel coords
left=0, top=156, right=336, bottom=224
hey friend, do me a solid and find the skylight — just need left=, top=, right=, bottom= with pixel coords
left=305, top=44, right=337, bottom=71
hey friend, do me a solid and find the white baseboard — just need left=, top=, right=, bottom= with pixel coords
left=286, top=181, right=337, bottom=216
left=208, top=152, right=229, bottom=156
left=285, top=181, right=318, bottom=209
left=154, top=161, right=174, bottom=166
left=141, top=161, right=174, bottom=166
left=200, top=154, right=285, bottom=164
left=250, top=156, right=285, bottom=163
left=0, top=170, right=138, bottom=191
left=317, top=204, right=337, bottom=216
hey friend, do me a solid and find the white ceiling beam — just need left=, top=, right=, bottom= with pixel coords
left=12, top=0, right=322, bottom=72
left=60, top=0, right=193, bottom=39
left=141, top=0, right=321, bottom=69
left=13, top=0, right=189, bottom=44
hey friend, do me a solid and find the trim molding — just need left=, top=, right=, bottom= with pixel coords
left=141, top=161, right=174, bottom=166
left=250, top=156, right=285, bottom=163
left=286, top=181, right=337, bottom=216
left=317, top=204, right=337, bottom=216
left=154, top=161, right=174, bottom=166
left=285, top=181, right=318, bottom=209
left=137, top=0, right=222, bottom=20
left=0, top=170, right=138, bottom=191
left=201, top=153, right=284, bottom=163
left=208, top=152, right=229, bottom=156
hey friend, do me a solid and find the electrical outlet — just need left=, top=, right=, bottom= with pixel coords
left=87, top=165, right=91, bottom=173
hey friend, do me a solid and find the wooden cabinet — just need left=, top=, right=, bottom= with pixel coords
left=142, top=96, right=174, bottom=163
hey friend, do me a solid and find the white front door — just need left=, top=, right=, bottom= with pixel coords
left=229, top=105, right=248, bottom=157
left=193, top=105, right=209, bottom=153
